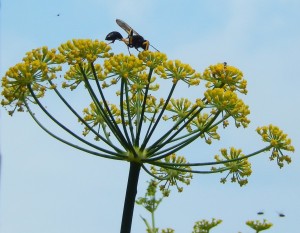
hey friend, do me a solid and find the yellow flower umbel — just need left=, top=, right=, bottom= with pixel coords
left=104, top=54, right=145, bottom=79
left=257, top=125, right=294, bottom=168
left=204, top=88, right=250, bottom=128
left=150, top=154, right=192, bottom=196
left=187, top=113, right=220, bottom=144
left=58, top=39, right=111, bottom=64
left=1, top=40, right=294, bottom=187
left=213, top=147, right=252, bottom=186
left=1, top=47, right=63, bottom=115
left=155, top=59, right=201, bottom=85
left=192, top=218, right=222, bottom=233
left=1, top=38, right=295, bottom=233
left=82, top=102, right=121, bottom=140
left=164, top=98, right=194, bottom=122
left=202, top=63, right=247, bottom=94
left=138, top=50, right=167, bottom=69
left=246, top=219, right=273, bottom=232
left=63, top=63, right=105, bottom=90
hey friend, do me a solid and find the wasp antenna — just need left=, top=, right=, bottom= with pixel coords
left=150, top=44, right=159, bottom=52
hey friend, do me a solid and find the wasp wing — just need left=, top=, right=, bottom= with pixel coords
left=116, top=19, right=140, bottom=36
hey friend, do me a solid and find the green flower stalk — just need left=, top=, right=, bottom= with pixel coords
left=136, top=180, right=163, bottom=233
left=1, top=39, right=295, bottom=233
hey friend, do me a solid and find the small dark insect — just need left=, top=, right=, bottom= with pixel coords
left=57, top=14, right=60, bottom=16
left=105, top=19, right=158, bottom=54
left=223, top=62, right=227, bottom=69
left=278, top=213, right=285, bottom=217
left=257, top=211, right=264, bottom=215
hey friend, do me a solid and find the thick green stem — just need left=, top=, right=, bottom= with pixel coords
left=120, top=162, right=141, bottom=233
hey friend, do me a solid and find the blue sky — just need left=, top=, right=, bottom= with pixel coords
left=1, top=0, right=300, bottom=232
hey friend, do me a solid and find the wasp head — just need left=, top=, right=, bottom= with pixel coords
left=105, top=31, right=123, bottom=43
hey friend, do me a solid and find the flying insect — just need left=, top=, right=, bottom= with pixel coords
left=105, top=19, right=158, bottom=53
left=278, top=212, right=285, bottom=217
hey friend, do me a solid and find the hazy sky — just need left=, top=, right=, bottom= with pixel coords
left=1, top=0, right=300, bottom=233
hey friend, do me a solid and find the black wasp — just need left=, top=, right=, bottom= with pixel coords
left=105, top=19, right=158, bottom=54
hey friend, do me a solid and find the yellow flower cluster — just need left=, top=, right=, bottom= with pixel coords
left=82, top=102, right=121, bottom=137
left=104, top=54, right=145, bottom=79
left=164, top=98, right=193, bottom=121
left=128, top=71, right=159, bottom=93
left=151, top=154, right=192, bottom=196
left=1, top=47, right=62, bottom=114
left=257, top=125, right=294, bottom=151
left=144, top=95, right=165, bottom=114
left=202, top=63, right=247, bottom=94
left=187, top=113, right=220, bottom=144
left=58, top=39, right=111, bottom=64
left=155, top=60, right=201, bottom=85
left=214, top=147, right=252, bottom=186
left=192, top=218, right=222, bottom=233
left=138, top=50, right=167, bottom=69
left=257, top=125, right=294, bottom=168
left=204, top=88, right=250, bottom=127
left=100, top=51, right=170, bottom=89
left=246, top=219, right=273, bottom=231
left=63, top=63, right=104, bottom=90
left=23, top=46, right=65, bottom=65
